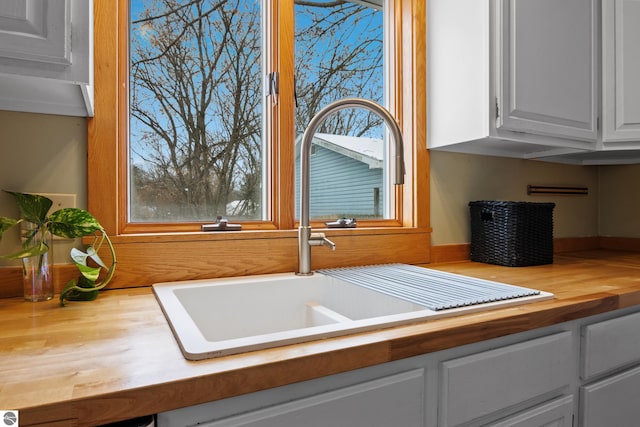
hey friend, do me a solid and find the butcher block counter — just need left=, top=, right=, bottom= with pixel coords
left=1, top=250, right=640, bottom=426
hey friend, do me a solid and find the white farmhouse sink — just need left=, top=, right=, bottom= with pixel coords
left=153, top=265, right=553, bottom=360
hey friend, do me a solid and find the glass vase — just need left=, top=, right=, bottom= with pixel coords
left=21, top=222, right=54, bottom=302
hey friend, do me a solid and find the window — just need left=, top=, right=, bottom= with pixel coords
left=128, top=0, right=391, bottom=223
left=88, top=0, right=428, bottom=285
left=293, top=0, right=390, bottom=220
left=129, top=0, right=265, bottom=222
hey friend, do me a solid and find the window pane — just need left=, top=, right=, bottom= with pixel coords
left=129, top=0, right=264, bottom=222
left=294, top=0, right=388, bottom=220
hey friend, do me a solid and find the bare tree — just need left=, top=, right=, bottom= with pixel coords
left=294, top=0, right=384, bottom=136
left=129, top=0, right=383, bottom=221
left=130, top=0, right=262, bottom=220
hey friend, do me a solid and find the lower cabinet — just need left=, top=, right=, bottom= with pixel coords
left=579, top=310, right=640, bottom=427
left=204, top=369, right=424, bottom=427
left=158, top=306, right=640, bottom=427
left=580, top=366, right=640, bottom=427
left=158, top=368, right=425, bottom=427
left=439, top=332, right=573, bottom=426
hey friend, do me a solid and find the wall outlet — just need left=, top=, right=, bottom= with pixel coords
left=40, top=193, right=77, bottom=240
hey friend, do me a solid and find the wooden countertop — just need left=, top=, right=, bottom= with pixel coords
left=2, top=250, right=640, bottom=426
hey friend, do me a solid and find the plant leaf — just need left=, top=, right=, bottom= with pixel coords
left=66, top=289, right=99, bottom=301
left=0, top=216, right=19, bottom=240
left=86, top=246, right=108, bottom=269
left=49, top=208, right=103, bottom=238
left=70, top=247, right=90, bottom=265
left=75, top=263, right=102, bottom=282
left=60, top=276, right=99, bottom=306
left=70, top=246, right=108, bottom=270
left=59, top=231, right=116, bottom=306
left=5, top=191, right=52, bottom=225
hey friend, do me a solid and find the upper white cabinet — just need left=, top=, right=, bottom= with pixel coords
left=0, top=0, right=93, bottom=117
left=602, top=0, right=640, bottom=145
left=496, top=0, right=598, bottom=144
left=428, top=0, right=640, bottom=164
left=428, top=0, right=598, bottom=160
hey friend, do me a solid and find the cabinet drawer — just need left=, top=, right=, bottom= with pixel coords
left=580, top=364, right=640, bottom=427
left=440, top=332, right=573, bottom=427
left=582, top=311, right=640, bottom=380
left=192, top=369, right=424, bottom=427
left=488, top=395, right=573, bottom=427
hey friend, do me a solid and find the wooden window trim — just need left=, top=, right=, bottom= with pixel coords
left=88, top=0, right=430, bottom=287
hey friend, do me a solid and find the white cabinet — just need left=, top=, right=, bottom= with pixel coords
left=580, top=366, right=640, bottom=427
left=158, top=368, right=426, bottom=427
left=0, top=0, right=93, bottom=116
left=548, top=0, right=640, bottom=164
left=581, top=311, right=640, bottom=380
left=428, top=0, right=640, bottom=164
left=547, top=0, right=640, bottom=164
left=579, top=310, right=640, bottom=427
left=439, top=332, right=573, bottom=426
left=495, top=0, right=598, bottom=143
left=428, top=0, right=598, bottom=160
left=159, top=329, right=576, bottom=427
left=602, top=0, right=640, bottom=145
left=158, top=307, right=640, bottom=427
left=203, top=369, right=425, bottom=427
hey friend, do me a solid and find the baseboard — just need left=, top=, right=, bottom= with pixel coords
left=554, top=236, right=601, bottom=253
left=430, top=236, right=635, bottom=264
left=430, top=244, right=470, bottom=264
left=0, top=264, right=79, bottom=299
left=599, top=236, right=640, bottom=252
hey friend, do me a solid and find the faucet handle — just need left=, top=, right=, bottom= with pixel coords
left=309, top=232, right=336, bottom=251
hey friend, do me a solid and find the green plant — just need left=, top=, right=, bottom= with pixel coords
left=0, top=191, right=116, bottom=306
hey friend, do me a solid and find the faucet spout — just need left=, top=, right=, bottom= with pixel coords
left=297, top=98, right=405, bottom=276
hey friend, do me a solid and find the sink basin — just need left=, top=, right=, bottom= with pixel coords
left=153, top=266, right=553, bottom=360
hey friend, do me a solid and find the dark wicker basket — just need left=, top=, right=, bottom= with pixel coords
left=469, top=201, right=555, bottom=267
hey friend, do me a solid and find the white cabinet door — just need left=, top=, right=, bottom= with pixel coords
left=602, top=0, right=640, bottom=144
left=439, top=332, right=573, bottom=426
left=0, top=0, right=76, bottom=72
left=496, top=0, right=598, bottom=143
left=580, top=365, right=640, bottom=427
left=168, top=369, right=425, bottom=427
left=488, top=396, right=573, bottom=427
left=0, top=0, right=93, bottom=116
left=581, top=311, right=640, bottom=380
left=428, top=0, right=598, bottom=160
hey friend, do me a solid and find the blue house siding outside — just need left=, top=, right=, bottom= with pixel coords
left=295, top=134, right=385, bottom=219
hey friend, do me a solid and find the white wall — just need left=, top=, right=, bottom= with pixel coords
left=430, top=151, right=600, bottom=245
left=598, top=165, right=640, bottom=238
left=0, top=110, right=87, bottom=266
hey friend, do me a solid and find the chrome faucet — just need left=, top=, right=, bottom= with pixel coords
left=297, top=98, right=405, bottom=275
